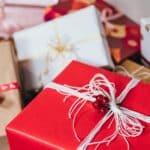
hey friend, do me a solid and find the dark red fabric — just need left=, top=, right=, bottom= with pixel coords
left=6, top=61, right=150, bottom=150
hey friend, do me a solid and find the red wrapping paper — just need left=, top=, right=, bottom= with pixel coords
left=6, top=61, right=150, bottom=150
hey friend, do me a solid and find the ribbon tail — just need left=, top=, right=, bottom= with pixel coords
left=121, top=107, right=150, bottom=123
left=117, top=79, right=140, bottom=104
left=77, top=110, right=113, bottom=150
left=136, top=72, right=150, bottom=80
left=45, top=82, right=96, bottom=102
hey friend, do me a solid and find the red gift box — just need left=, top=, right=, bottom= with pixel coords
left=6, top=61, right=150, bottom=150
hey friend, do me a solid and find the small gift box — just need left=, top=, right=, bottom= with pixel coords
left=115, top=60, right=150, bottom=83
left=7, top=61, right=150, bottom=150
left=141, top=18, right=150, bottom=66
left=13, top=6, right=114, bottom=90
left=5, top=0, right=59, bottom=7
left=0, top=41, right=22, bottom=138
left=104, top=0, right=150, bottom=24
left=0, top=1, right=46, bottom=39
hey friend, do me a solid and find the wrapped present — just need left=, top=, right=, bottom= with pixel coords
left=141, top=18, right=150, bottom=66
left=6, top=61, right=150, bottom=150
left=115, top=60, right=150, bottom=83
left=0, top=0, right=45, bottom=39
left=104, top=0, right=150, bottom=24
left=5, top=0, right=59, bottom=7
left=13, top=6, right=114, bottom=90
left=0, top=41, right=22, bottom=138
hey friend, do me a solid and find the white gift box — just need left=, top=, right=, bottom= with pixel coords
left=13, top=6, right=114, bottom=90
left=141, top=18, right=150, bottom=63
left=104, top=0, right=150, bottom=24
left=5, top=0, right=59, bottom=7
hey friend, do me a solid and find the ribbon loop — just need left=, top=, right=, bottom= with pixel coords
left=101, top=7, right=123, bottom=31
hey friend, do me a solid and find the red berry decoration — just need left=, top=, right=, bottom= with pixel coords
left=101, top=98, right=109, bottom=105
left=96, top=95, right=103, bottom=101
left=93, top=95, right=110, bottom=114
left=100, top=107, right=108, bottom=114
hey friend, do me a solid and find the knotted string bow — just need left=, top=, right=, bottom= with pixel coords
left=46, top=73, right=150, bottom=150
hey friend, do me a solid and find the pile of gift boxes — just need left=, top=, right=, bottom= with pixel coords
left=0, top=0, right=150, bottom=150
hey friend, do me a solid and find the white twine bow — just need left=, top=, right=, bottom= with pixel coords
left=115, top=65, right=150, bottom=81
left=0, top=0, right=21, bottom=39
left=46, top=73, right=150, bottom=150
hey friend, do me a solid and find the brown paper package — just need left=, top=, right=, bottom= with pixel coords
left=0, top=41, right=22, bottom=149
left=115, top=60, right=150, bottom=83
